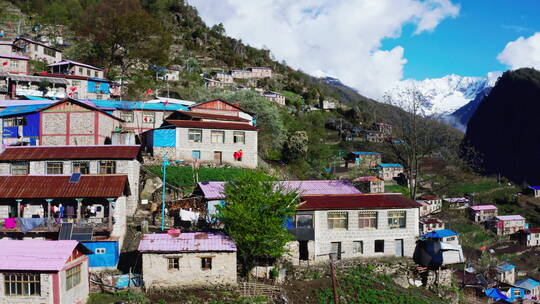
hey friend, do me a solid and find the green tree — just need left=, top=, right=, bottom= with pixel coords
left=283, top=131, right=308, bottom=163
left=216, top=171, right=299, bottom=275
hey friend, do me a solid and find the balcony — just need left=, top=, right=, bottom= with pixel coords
left=0, top=217, right=111, bottom=234
left=287, top=227, right=314, bottom=241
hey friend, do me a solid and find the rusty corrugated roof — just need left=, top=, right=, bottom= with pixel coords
left=0, top=145, right=140, bottom=161
left=0, top=175, right=129, bottom=198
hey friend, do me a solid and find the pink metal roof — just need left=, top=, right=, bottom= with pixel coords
left=0, top=54, right=29, bottom=60
left=0, top=240, right=79, bottom=271
left=138, top=232, right=237, bottom=252
left=496, top=215, right=525, bottom=221
left=48, top=60, right=102, bottom=71
left=197, top=180, right=361, bottom=200
left=469, top=205, right=498, bottom=211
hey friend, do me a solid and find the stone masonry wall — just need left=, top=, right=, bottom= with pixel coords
left=0, top=272, right=53, bottom=304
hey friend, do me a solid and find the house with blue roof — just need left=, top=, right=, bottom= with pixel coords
left=0, top=103, right=49, bottom=146
left=346, top=151, right=382, bottom=169
left=374, top=163, right=404, bottom=181
left=515, top=278, right=540, bottom=300
left=423, top=229, right=459, bottom=244
left=495, top=262, right=517, bottom=285
left=414, top=229, right=464, bottom=267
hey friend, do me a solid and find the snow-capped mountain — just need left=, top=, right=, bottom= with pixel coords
left=384, top=72, right=503, bottom=116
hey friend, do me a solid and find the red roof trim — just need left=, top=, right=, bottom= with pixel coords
left=189, top=99, right=253, bottom=115
left=0, top=145, right=140, bottom=161
left=297, top=194, right=421, bottom=210
left=165, top=119, right=258, bottom=131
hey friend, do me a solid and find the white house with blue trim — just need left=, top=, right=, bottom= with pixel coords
left=374, top=163, right=404, bottom=181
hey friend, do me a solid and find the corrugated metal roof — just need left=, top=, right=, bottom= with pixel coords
left=516, top=278, right=540, bottom=290
left=138, top=232, right=237, bottom=252
left=0, top=54, right=29, bottom=60
left=0, top=240, right=86, bottom=271
left=423, top=229, right=457, bottom=238
left=0, top=103, right=49, bottom=117
left=165, top=120, right=259, bottom=131
left=197, top=180, right=361, bottom=200
left=469, top=205, right=498, bottom=211
left=496, top=215, right=525, bottom=221
left=175, top=110, right=251, bottom=122
left=496, top=262, right=516, bottom=272
left=0, top=72, right=69, bottom=84
left=0, top=145, right=141, bottom=161
left=297, top=193, right=421, bottom=210
left=48, top=60, right=102, bottom=71
left=89, top=100, right=188, bottom=111
left=378, top=163, right=403, bottom=168
left=0, top=175, right=128, bottom=198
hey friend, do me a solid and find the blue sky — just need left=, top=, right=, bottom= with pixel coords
left=384, top=0, right=540, bottom=79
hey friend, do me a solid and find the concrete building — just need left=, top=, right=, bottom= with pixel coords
left=13, top=37, right=62, bottom=64
left=417, top=196, right=442, bottom=217
left=36, top=72, right=111, bottom=100
left=488, top=215, right=526, bottom=236
left=204, top=78, right=226, bottom=89
left=353, top=176, right=384, bottom=194
left=419, top=218, right=445, bottom=234
left=285, top=193, right=420, bottom=265
left=515, top=278, right=540, bottom=300
left=249, top=67, right=272, bottom=78
left=215, top=72, right=233, bottom=84
left=139, top=232, right=237, bottom=288
left=47, top=60, right=105, bottom=79
left=375, top=163, right=404, bottom=181
left=518, top=228, right=540, bottom=247
left=494, top=262, right=516, bottom=285
left=0, top=41, right=14, bottom=55
left=0, top=54, right=28, bottom=75
left=0, top=72, right=68, bottom=99
left=0, top=240, right=91, bottom=304
left=346, top=152, right=382, bottom=168
left=0, top=145, right=141, bottom=216
left=262, top=91, right=286, bottom=106
left=319, top=99, right=337, bottom=110
left=468, top=205, right=498, bottom=222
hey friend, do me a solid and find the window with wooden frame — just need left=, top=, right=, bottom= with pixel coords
left=4, top=116, right=27, bottom=127
left=167, top=258, right=179, bottom=270
left=188, top=129, right=202, bottom=142
left=65, top=265, right=81, bottom=290
left=388, top=211, right=406, bottom=229
left=98, top=161, right=116, bottom=174
left=201, top=257, right=212, bottom=270
left=327, top=212, right=348, bottom=230
left=46, top=161, right=63, bottom=174
left=211, top=131, right=225, bottom=144
left=142, top=112, right=155, bottom=124
left=358, top=211, right=378, bottom=229
left=72, top=161, right=90, bottom=174
left=120, top=111, right=134, bottom=123
left=10, top=161, right=29, bottom=175
left=4, top=273, right=41, bottom=296
left=233, top=131, right=245, bottom=144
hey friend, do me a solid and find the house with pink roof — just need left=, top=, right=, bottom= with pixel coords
left=0, top=239, right=91, bottom=303
left=138, top=232, right=237, bottom=288
left=468, top=205, right=498, bottom=222
left=488, top=215, right=527, bottom=236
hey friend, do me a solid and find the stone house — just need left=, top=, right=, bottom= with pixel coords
left=419, top=218, right=445, bottom=234
left=36, top=72, right=111, bottom=100
left=0, top=240, right=91, bottom=304
left=444, top=197, right=470, bottom=209
left=353, top=176, right=384, bottom=194
left=518, top=228, right=540, bottom=247
left=249, top=67, right=272, bottom=78
left=0, top=145, right=141, bottom=217
left=468, top=205, right=498, bottom=222
left=0, top=72, right=68, bottom=99
left=0, top=54, right=28, bottom=75
left=285, top=193, right=420, bottom=265
left=231, top=69, right=252, bottom=79
left=13, top=37, right=62, bottom=64
left=319, top=99, right=337, bottom=110
left=215, top=72, right=234, bottom=83
left=375, top=163, right=404, bottom=181
left=494, top=262, right=516, bottom=285
left=262, top=91, right=286, bottom=106
left=47, top=60, right=105, bottom=79
left=417, top=196, right=442, bottom=217
left=205, top=78, right=225, bottom=89
left=488, top=215, right=526, bottom=235
left=144, top=99, right=258, bottom=168
left=138, top=232, right=237, bottom=288
left=346, top=152, right=382, bottom=168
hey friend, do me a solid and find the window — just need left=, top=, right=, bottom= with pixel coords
left=72, top=80, right=81, bottom=86
left=65, top=265, right=81, bottom=290
left=95, top=248, right=106, bottom=254
left=95, top=71, right=99, bottom=77
left=211, top=131, right=225, bottom=144
left=201, top=257, right=212, bottom=270
left=375, top=240, right=385, bottom=253
left=353, top=241, right=364, bottom=254
left=34, top=44, right=38, bottom=51
left=99, top=161, right=116, bottom=174
left=4, top=273, right=41, bottom=296
left=10, top=60, right=17, bottom=68
left=358, top=211, right=378, bottom=229
left=233, top=131, right=245, bottom=144
left=168, top=258, right=179, bottom=270
left=4, top=116, right=27, bottom=127
left=86, top=69, right=90, bottom=76
left=44, top=48, right=55, bottom=57
left=72, top=161, right=90, bottom=174
left=119, top=111, right=134, bottom=123
left=46, top=162, right=63, bottom=174
left=11, top=161, right=29, bottom=175
left=327, top=212, right=348, bottom=230
left=188, top=129, right=202, bottom=142
left=296, top=214, right=313, bottom=228
left=514, top=289, right=521, bottom=297
left=192, top=150, right=201, bottom=160
left=78, top=68, right=83, bottom=74
left=388, top=211, right=406, bottom=229
left=446, top=237, right=456, bottom=242
left=143, top=112, right=155, bottom=124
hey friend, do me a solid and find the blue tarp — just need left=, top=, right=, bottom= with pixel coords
left=88, top=99, right=189, bottom=111
left=24, top=96, right=51, bottom=100
left=17, top=218, right=46, bottom=233
left=115, top=274, right=142, bottom=288
left=424, top=229, right=458, bottom=238
left=378, top=163, right=403, bottom=168
left=485, top=288, right=510, bottom=301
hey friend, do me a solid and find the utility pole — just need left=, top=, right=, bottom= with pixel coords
left=329, top=253, right=339, bottom=304
left=161, top=153, right=170, bottom=231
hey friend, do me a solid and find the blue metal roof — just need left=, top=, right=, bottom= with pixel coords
left=516, top=278, right=540, bottom=290
left=0, top=104, right=50, bottom=117
left=351, top=152, right=382, bottom=155
left=379, top=163, right=403, bottom=168
left=496, top=262, right=516, bottom=272
left=529, top=186, right=540, bottom=190
left=87, top=100, right=189, bottom=111
left=24, top=96, right=51, bottom=100
left=423, top=229, right=458, bottom=239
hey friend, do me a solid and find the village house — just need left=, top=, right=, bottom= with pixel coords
left=319, top=99, right=337, bottom=110
left=0, top=145, right=141, bottom=216
left=0, top=71, right=68, bottom=99
left=0, top=98, right=123, bottom=147
left=262, top=91, right=286, bottom=106
left=494, top=262, right=516, bottom=285
left=204, top=78, right=226, bottom=89
left=0, top=54, right=28, bottom=75
left=13, top=37, right=63, bottom=63
left=0, top=240, right=91, bottom=304
left=36, top=71, right=111, bottom=100
left=215, top=72, right=234, bottom=84
left=488, top=215, right=526, bottom=236
left=285, top=193, right=420, bottom=265
left=515, top=278, right=540, bottom=300
left=249, top=67, right=272, bottom=78
left=529, top=186, right=540, bottom=198
left=161, top=68, right=180, bottom=82
left=417, top=195, right=443, bottom=217
left=444, top=197, right=470, bottom=209
left=353, top=176, right=384, bottom=193
left=138, top=232, right=237, bottom=288
left=518, top=228, right=540, bottom=247
left=230, top=69, right=251, bottom=79
left=346, top=151, right=382, bottom=168
left=144, top=99, right=258, bottom=168
left=375, top=163, right=404, bottom=181
left=0, top=41, right=14, bottom=54
left=47, top=60, right=105, bottom=78
left=468, top=205, right=498, bottom=222
left=415, top=229, right=464, bottom=267
left=419, top=218, right=445, bottom=234
left=195, top=180, right=361, bottom=223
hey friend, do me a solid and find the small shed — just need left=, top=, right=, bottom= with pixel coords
left=494, top=262, right=516, bottom=285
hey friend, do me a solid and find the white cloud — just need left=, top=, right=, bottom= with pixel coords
left=187, top=0, right=459, bottom=99
left=498, top=33, right=540, bottom=70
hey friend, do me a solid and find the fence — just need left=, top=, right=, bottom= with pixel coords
left=239, top=282, right=282, bottom=301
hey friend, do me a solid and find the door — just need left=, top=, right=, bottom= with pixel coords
left=192, top=150, right=201, bottom=160
left=395, top=239, right=404, bottom=257
left=299, top=241, right=309, bottom=261
left=330, top=242, right=342, bottom=260
left=214, top=151, right=222, bottom=164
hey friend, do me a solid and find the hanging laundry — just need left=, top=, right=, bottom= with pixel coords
left=180, top=209, right=199, bottom=224
left=17, top=218, right=46, bottom=233
left=4, top=218, right=16, bottom=229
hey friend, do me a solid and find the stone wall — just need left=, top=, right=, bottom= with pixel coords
left=142, top=251, right=237, bottom=288
left=58, top=258, right=90, bottom=304
left=0, top=272, right=53, bottom=303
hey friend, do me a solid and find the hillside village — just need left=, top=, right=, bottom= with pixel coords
left=0, top=1, right=540, bottom=304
